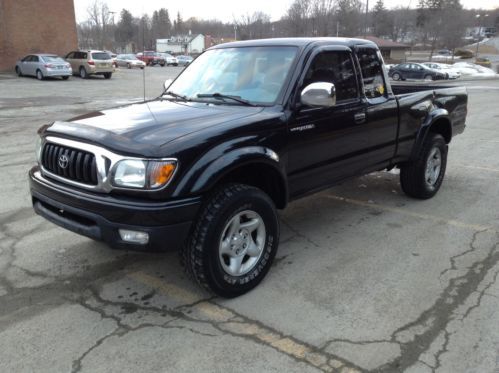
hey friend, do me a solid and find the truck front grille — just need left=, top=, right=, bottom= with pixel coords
left=41, top=143, right=98, bottom=185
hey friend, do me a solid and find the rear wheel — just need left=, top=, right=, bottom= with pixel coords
left=104, top=72, right=112, bottom=79
left=392, top=72, right=401, bottom=81
left=62, top=76, right=69, bottom=80
left=182, top=183, right=280, bottom=298
left=127, top=63, right=131, bottom=69
left=424, top=74, right=433, bottom=81
left=15, top=66, right=23, bottom=77
left=36, top=69, right=44, bottom=80
left=400, top=133, right=447, bottom=199
left=79, top=67, right=87, bottom=79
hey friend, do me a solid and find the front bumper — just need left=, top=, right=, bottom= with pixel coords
left=29, top=166, right=201, bottom=251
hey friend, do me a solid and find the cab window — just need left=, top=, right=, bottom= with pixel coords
left=303, top=51, right=358, bottom=102
left=356, top=48, right=387, bottom=99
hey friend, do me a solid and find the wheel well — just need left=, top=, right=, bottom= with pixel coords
left=215, top=163, right=287, bottom=209
left=429, top=118, right=452, bottom=143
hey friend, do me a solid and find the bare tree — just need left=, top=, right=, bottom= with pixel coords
left=236, top=12, right=272, bottom=40
left=86, top=0, right=114, bottom=49
left=285, top=0, right=313, bottom=36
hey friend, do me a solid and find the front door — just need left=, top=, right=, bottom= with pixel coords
left=287, top=47, right=369, bottom=198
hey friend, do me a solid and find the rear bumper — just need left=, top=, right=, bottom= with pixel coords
left=44, top=69, right=72, bottom=77
left=29, top=166, right=201, bottom=251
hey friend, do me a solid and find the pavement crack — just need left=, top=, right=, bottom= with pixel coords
left=374, top=230, right=499, bottom=372
left=281, top=219, right=322, bottom=249
left=439, top=229, right=488, bottom=279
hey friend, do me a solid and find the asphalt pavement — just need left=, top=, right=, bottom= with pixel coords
left=0, top=67, right=499, bottom=372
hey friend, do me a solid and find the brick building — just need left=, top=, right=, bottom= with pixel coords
left=0, top=0, right=78, bottom=71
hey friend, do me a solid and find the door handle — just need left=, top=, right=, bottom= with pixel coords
left=354, top=112, right=366, bottom=124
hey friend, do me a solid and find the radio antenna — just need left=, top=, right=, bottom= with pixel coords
left=142, top=6, right=146, bottom=102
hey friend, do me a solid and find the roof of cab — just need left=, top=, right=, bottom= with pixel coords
left=211, top=37, right=378, bottom=50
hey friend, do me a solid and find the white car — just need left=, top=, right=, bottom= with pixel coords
left=422, top=62, right=461, bottom=79
left=158, top=53, right=178, bottom=66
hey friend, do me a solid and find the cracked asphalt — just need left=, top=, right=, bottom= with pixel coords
left=1, top=67, right=499, bottom=372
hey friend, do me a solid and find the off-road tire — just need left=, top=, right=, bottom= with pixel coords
left=400, top=133, right=447, bottom=199
left=182, top=183, right=280, bottom=298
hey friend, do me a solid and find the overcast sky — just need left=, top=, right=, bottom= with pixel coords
left=74, top=0, right=499, bottom=23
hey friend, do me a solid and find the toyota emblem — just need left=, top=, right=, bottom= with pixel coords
left=58, top=154, right=69, bottom=169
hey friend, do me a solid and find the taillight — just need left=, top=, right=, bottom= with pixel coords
left=88, top=60, right=95, bottom=65
left=44, top=64, right=54, bottom=68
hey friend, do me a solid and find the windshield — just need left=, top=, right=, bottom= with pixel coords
left=41, top=56, right=65, bottom=63
left=167, top=46, right=298, bottom=105
left=92, top=52, right=111, bottom=60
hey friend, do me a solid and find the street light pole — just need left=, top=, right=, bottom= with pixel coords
left=234, top=24, right=237, bottom=41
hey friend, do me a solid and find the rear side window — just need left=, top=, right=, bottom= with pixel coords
left=92, top=52, right=111, bottom=60
left=356, top=48, right=387, bottom=99
left=303, top=51, right=358, bottom=102
left=32, top=56, right=39, bottom=62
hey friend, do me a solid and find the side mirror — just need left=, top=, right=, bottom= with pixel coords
left=300, top=82, right=336, bottom=108
left=164, top=79, right=173, bottom=91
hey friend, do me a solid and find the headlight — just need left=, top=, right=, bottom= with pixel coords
left=112, top=159, right=177, bottom=189
left=35, top=136, right=43, bottom=164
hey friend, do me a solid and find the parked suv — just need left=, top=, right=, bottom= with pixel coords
left=65, top=50, right=114, bottom=79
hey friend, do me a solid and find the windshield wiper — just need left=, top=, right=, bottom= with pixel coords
left=196, top=93, right=256, bottom=106
left=162, top=91, right=189, bottom=101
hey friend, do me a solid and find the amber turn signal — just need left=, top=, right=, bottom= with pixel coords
left=148, top=161, right=177, bottom=188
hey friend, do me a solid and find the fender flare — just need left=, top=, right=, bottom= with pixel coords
left=172, top=146, right=287, bottom=205
left=410, top=108, right=451, bottom=160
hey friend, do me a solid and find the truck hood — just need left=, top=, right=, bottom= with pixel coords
left=45, top=100, right=264, bottom=156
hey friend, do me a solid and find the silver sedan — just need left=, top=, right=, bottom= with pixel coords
left=15, top=54, right=72, bottom=80
left=115, top=54, right=146, bottom=69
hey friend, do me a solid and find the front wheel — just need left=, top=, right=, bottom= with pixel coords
left=400, top=133, right=447, bottom=199
left=127, top=63, right=131, bottom=69
left=15, top=66, right=23, bottom=77
left=62, top=76, right=69, bottom=80
left=182, top=184, right=280, bottom=298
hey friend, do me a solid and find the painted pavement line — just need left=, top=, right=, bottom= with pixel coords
left=325, top=195, right=494, bottom=232
left=128, top=271, right=359, bottom=372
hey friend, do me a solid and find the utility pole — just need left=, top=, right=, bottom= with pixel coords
left=234, top=24, right=237, bottom=41
left=364, top=0, right=369, bottom=38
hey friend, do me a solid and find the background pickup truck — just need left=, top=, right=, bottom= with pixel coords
left=29, top=37, right=467, bottom=297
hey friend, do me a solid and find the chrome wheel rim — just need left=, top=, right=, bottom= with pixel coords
left=425, top=147, right=442, bottom=187
left=219, top=210, right=266, bottom=276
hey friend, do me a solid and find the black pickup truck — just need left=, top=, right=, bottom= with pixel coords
left=29, top=38, right=467, bottom=297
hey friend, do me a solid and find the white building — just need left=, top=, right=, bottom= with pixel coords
left=156, top=34, right=205, bottom=54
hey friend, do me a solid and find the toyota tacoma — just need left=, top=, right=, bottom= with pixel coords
left=29, top=38, right=467, bottom=297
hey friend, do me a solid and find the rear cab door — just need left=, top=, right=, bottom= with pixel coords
left=353, top=46, right=399, bottom=170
